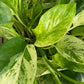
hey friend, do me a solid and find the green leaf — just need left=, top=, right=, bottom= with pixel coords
left=75, top=0, right=84, bottom=13
left=38, top=74, right=56, bottom=84
left=41, top=0, right=61, bottom=9
left=18, top=0, right=29, bottom=25
left=33, top=3, right=76, bottom=47
left=37, top=58, right=48, bottom=77
left=54, top=35, right=84, bottom=72
left=0, top=37, right=26, bottom=71
left=34, top=78, right=38, bottom=84
left=18, top=0, right=42, bottom=27
left=0, top=0, right=18, bottom=13
left=33, top=0, right=43, bottom=19
left=42, top=0, right=74, bottom=10
left=0, top=38, right=37, bottom=84
left=59, top=70, right=82, bottom=84
left=27, top=0, right=38, bottom=20
left=42, top=2, right=58, bottom=9
left=60, top=0, right=71, bottom=4
left=70, top=26, right=84, bottom=36
left=18, top=45, right=37, bottom=84
left=81, top=73, right=84, bottom=82
left=38, top=70, right=82, bottom=84
left=29, top=0, right=43, bottom=28
left=0, top=1, right=12, bottom=24
left=73, top=10, right=84, bottom=27
left=0, top=23, right=20, bottom=39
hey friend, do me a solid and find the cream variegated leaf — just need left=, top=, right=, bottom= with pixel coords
left=0, top=38, right=37, bottom=84
left=54, top=35, right=84, bottom=72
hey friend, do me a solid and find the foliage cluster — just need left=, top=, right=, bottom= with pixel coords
left=0, top=0, right=84, bottom=84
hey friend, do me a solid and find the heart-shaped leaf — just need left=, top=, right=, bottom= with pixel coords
left=0, top=38, right=37, bottom=84
left=33, top=3, right=76, bottom=47
left=54, top=35, right=84, bottom=72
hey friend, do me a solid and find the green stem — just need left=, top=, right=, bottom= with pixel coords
left=21, top=37, right=33, bottom=43
left=43, top=56, right=84, bottom=84
left=56, top=71, right=84, bottom=84
left=38, top=48, right=61, bottom=84
left=29, top=10, right=42, bottom=29
left=14, top=22, right=25, bottom=36
left=13, top=23, right=21, bottom=35
left=49, top=48, right=53, bottom=56
left=43, top=56, right=62, bottom=84
left=14, top=13, right=33, bottom=38
left=15, top=14, right=27, bottom=28
left=42, top=45, right=55, bottom=50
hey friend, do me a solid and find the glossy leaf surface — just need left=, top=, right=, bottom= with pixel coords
left=0, top=37, right=26, bottom=71
left=0, top=23, right=20, bottom=39
left=54, top=35, right=84, bottom=72
left=33, top=3, right=76, bottom=47
left=0, top=1, right=12, bottom=24
left=0, top=38, right=37, bottom=84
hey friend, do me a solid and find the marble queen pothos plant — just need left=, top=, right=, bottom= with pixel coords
left=0, top=0, right=84, bottom=84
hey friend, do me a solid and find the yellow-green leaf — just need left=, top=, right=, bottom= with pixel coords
left=33, top=3, right=76, bottom=47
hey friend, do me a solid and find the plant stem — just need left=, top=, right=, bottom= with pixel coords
left=38, top=48, right=84, bottom=84
left=38, top=48, right=61, bottom=84
left=13, top=23, right=21, bottom=35
left=43, top=55, right=84, bottom=84
left=56, top=71, right=84, bottom=84
left=42, top=56, right=62, bottom=84
left=29, top=10, right=42, bottom=29
left=14, top=13, right=33, bottom=38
